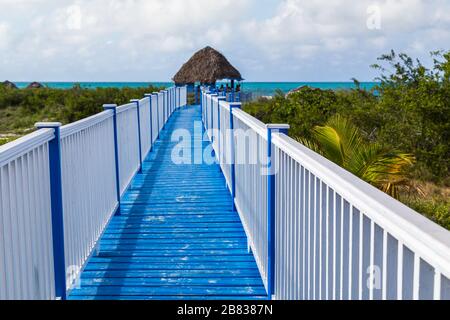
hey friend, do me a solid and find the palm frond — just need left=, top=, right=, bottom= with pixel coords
left=312, top=115, right=363, bottom=167
left=304, top=114, right=419, bottom=200
left=295, top=136, right=323, bottom=154
left=311, top=125, right=345, bottom=165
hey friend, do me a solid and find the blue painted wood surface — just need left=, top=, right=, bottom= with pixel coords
left=68, top=105, right=266, bottom=300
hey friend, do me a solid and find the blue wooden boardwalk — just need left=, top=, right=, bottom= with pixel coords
left=68, top=105, right=266, bottom=300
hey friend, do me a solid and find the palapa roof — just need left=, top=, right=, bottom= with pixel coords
left=173, top=46, right=243, bottom=85
left=286, top=85, right=322, bottom=97
left=26, top=81, right=44, bottom=89
left=1, top=80, right=18, bottom=89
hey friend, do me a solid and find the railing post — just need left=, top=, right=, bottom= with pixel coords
left=210, top=93, right=218, bottom=152
left=195, top=85, right=198, bottom=105
left=205, top=91, right=208, bottom=126
left=35, top=122, right=66, bottom=300
left=217, top=96, right=226, bottom=170
left=161, top=91, right=165, bottom=128
left=164, top=90, right=168, bottom=126
left=130, top=99, right=143, bottom=173
left=144, top=94, right=153, bottom=151
left=153, top=92, right=160, bottom=137
left=204, top=91, right=212, bottom=131
left=266, top=123, right=290, bottom=300
left=103, top=104, right=121, bottom=216
left=171, top=88, right=174, bottom=113
left=178, top=87, right=181, bottom=108
left=229, top=102, right=241, bottom=212
left=168, top=89, right=171, bottom=116
left=200, top=88, right=203, bottom=110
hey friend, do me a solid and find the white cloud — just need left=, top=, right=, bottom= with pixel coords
left=0, top=0, right=449, bottom=81
left=66, top=5, right=82, bottom=30
left=240, top=0, right=450, bottom=80
left=0, top=23, right=9, bottom=50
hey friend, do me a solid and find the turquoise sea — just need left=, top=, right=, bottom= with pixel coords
left=13, top=82, right=378, bottom=96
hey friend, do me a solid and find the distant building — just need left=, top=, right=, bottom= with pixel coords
left=1, top=80, right=18, bottom=89
left=26, top=82, right=44, bottom=89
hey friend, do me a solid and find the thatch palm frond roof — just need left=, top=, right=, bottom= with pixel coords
left=173, top=46, right=242, bottom=85
left=26, top=82, right=44, bottom=89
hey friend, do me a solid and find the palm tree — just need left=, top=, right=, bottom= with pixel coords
left=297, top=115, right=419, bottom=199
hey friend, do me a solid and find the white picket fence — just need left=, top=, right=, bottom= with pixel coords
left=0, top=86, right=187, bottom=300
left=202, top=89, right=450, bottom=300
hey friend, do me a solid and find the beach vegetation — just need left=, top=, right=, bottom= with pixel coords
left=243, top=50, right=450, bottom=229
left=0, top=84, right=164, bottom=145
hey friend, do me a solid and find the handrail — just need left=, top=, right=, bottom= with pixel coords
left=116, top=102, right=136, bottom=114
left=273, top=132, right=450, bottom=278
left=232, top=108, right=267, bottom=140
left=60, top=110, right=113, bottom=139
left=0, top=128, right=54, bottom=166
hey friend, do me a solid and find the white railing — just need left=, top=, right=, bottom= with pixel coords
left=150, top=94, right=159, bottom=144
left=0, top=130, right=55, bottom=300
left=139, top=97, right=152, bottom=158
left=0, top=86, right=187, bottom=300
left=202, top=90, right=450, bottom=300
left=158, top=93, right=164, bottom=132
left=116, top=103, right=140, bottom=194
left=59, top=111, right=118, bottom=289
left=177, top=86, right=187, bottom=109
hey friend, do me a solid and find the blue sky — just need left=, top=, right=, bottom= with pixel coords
left=0, top=0, right=449, bottom=82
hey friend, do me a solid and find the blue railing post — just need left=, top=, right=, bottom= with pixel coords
left=174, top=87, right=177, bottom=110
left=163, top=90, right=168, bottom=128
left=35, top=122, right=66, bottom=300
left=169, top=88, right=171, bottom=114
left=144, top=94, right=153, bottom=151
left=195, top=86, right=198, bottom=104
left=210, top=93, right=218, bottom=154
left=168, top=89, right=171, bottom=117
left=204, top=90, right=212, bottom=131
left=167, top=89, right=170, bottom=117
left=153, top=92, right=160, bottom=137
left=217, top=96, right=226, bottom=171
left=130, top=99, right=143, bottom=173
left=103, top=104, right=121, bottom=216
left=203, top=91, right=210, bottom=129
left=178, top=87, right=181, bottom=108
left=266, top=123, right=290, bottom=300
left=171, top=88, right=174, bottom=114
left=228, top=102, right=241, bottom=212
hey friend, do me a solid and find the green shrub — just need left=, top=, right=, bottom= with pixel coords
left=243, top=50, right=450, bottom=229
left=0, top=84, right=164, bottom=134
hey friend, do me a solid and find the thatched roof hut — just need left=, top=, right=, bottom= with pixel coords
left=286, top=85, right=321, bottom=97
left=173, top=46, right=243, bottom=85
left=1, top=80, right=18, bottom=89
left=26, top=82, right=44, bottom=89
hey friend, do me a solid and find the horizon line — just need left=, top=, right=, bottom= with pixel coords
left=7, top=80, right=380, bottom=83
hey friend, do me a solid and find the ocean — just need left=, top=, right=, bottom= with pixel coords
left=13, top=81, right=378, bottom=97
